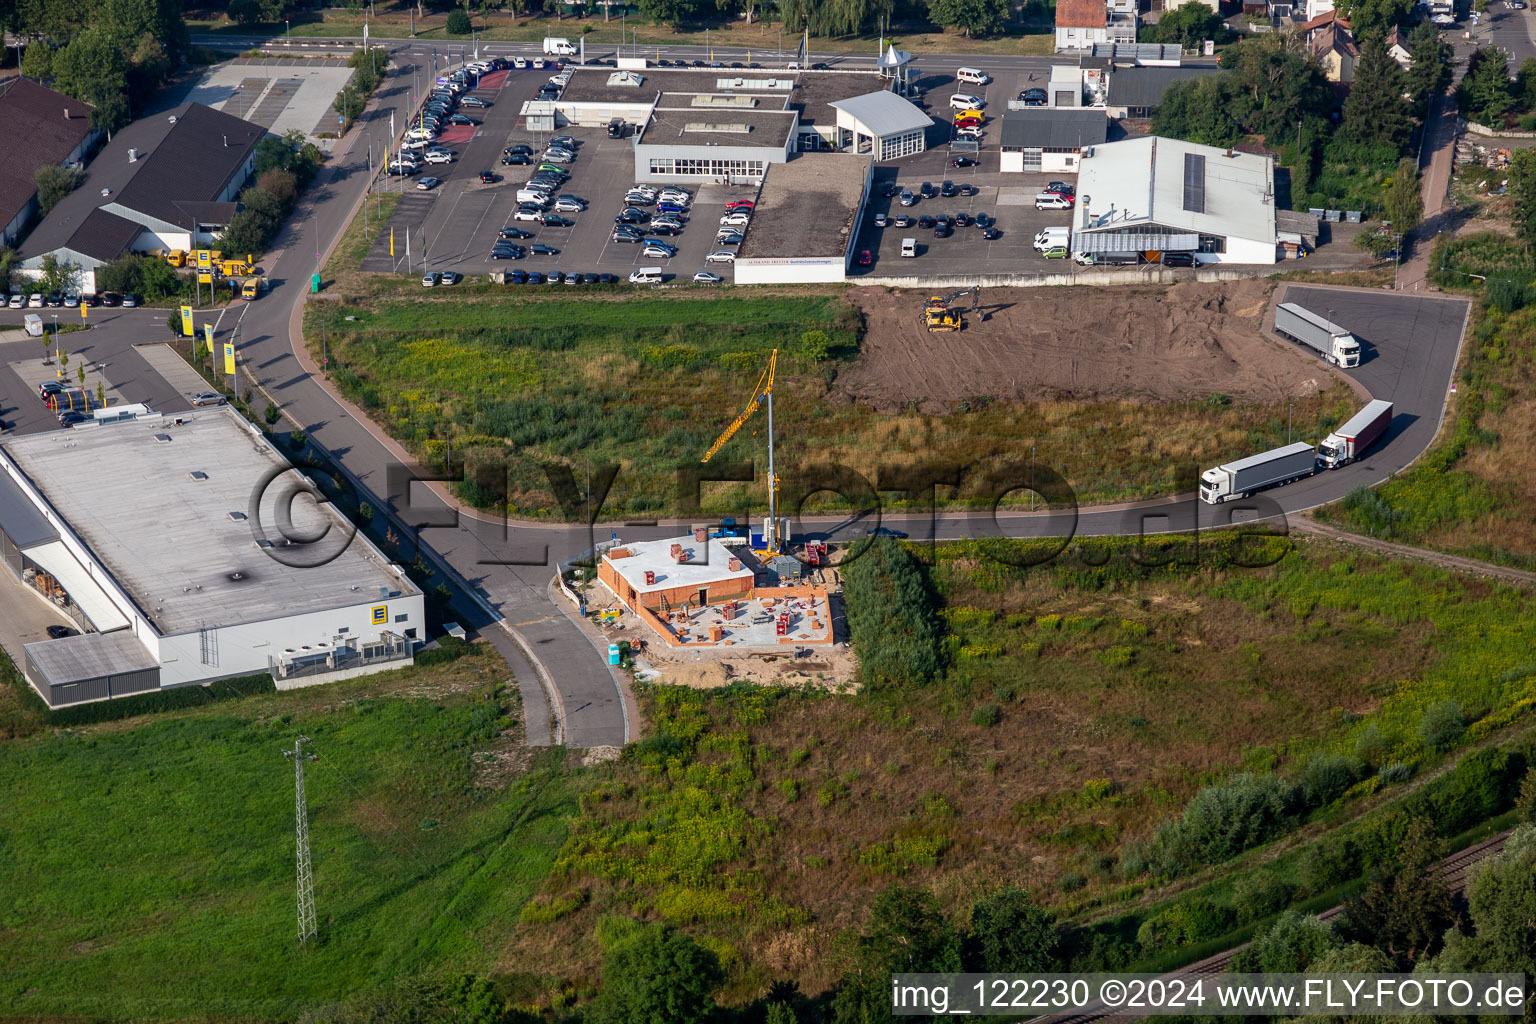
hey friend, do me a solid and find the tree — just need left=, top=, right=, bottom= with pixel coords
left=1418, top=698, right=1464, bottom=750
left=636, top=0, right=700, bottom=28
left=1457, top=46, right=1516, bottom=126
left=444, top=7, right=470, bottom=32
left=1153, top=75, right=1241, bottom=148
left=21, top=41, right=53, bottom=80
left=37, top=253, right=78, bottom=293
left=1332, top=0, right=1412, bottom=40
left=1153, top=3, right=1224, bottom=48
left=1383, top=158, right=1423, bottom=236
left=779, top=0, right=892, bottom=36
left=1465, top=824, right=1536, bottom=972
left=1403, top=21, right=1454, bottom=118
left=1219, top=35, right=1334, bottom=138
left=1517, top=766, right=1536, bottom=822
left=966, top=887, right=1061, bottom=972
left=51, top=28, right=130, bottom=132
left=1511, top=148, right=1536, bottom=244
left=832, top=885, right=962, bottom=1023
left=927, top=0, right=1009, bottom=37
left=227, top=0, right=263, bottom=24
left=589, top=925, right=722, bottom=1024
left=33, top=165, right=84, bottom=216
left=842, top=537, right=944, bottom=688
left=1343, top=817, right=1454, bottom=966
left=96, top=252, right=182, bottom=299
left=1339, top=38, right=1413, bottom=154
left=1231, top=911, right=1341, bottom=972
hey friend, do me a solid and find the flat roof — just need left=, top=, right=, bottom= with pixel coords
left=737, top=154, right=870, bottom=259
left=0, top=468, right=58, bottom=549
left=1105, top=66, right=1221, bottom=108
left=0, top=407, right=417, bottom=635
left=640, top=108, right=796, bottom=149
left=605, top=535, right=755, bottom=595
left=24, top=630, right=157, bottom=687
left=1076, top=136, right=1276, bottom=245
left=829, top=91, right=932, bottom=137
left=999, top=109, right=1109, bottom=150
left=557, top=67, right=883, bottom=127
left=657, top=90, right=791, bottom=112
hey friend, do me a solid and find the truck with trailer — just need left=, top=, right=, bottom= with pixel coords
left=1199, top=442, right=1317, bottom=504
left=1274, top=302, right=1361, bottom=367
left=1316, top=399, right=1393, bottom=469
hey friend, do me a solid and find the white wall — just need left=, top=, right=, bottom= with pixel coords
left=1209, top=235, right=1279, bottom=264
left=735, top=257, right=847, bottom=285
left=1000, top=150, right=1024, bottom=172
left=1056, top=26, right=1109, bottom=50
left=1044, top=151, right=1081, bottom=173
left=156, top=592, right=426, bottom=687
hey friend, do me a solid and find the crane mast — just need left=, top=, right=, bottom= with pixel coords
left=702, top=349, right=782, bottom=553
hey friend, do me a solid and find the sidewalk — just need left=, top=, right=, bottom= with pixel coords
left=1400, top=90, right=1457, bottom=293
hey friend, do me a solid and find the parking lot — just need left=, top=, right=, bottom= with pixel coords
left=362, top=68, right=758, bottom=285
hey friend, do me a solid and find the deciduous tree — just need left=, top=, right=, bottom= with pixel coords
left=33, top=165, right=83, bottom=215
left=1343, top=817, right=1454, bottom=966
left=1383, top=158, right=1423, bottom=235
left=1332, top=0, right=1412, bottom=41
left=1403, top=21, right=1453, bottom=117
left=927, top=0, right=1009, bottom=37
left=1152, top=75, right=1241, bottom=147
left=590, top=925, right=722, bottom=1024
left=832, top=885, right=963, bottom=1023
left=966, top=887, right=1061, bottom=972
left=1153, top=3, right=1224, bottom=48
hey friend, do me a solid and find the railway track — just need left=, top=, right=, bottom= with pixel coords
left=1023, top=829, right=1513, bottom=1024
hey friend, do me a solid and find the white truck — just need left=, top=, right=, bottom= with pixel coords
left=542, top=37, right=576, bottom=55
left=1316, top=399, right=1393, bottom=470
left=1274, top=302, right=1361, bottom=367
left=1199, top=442, right=1317, bottom=504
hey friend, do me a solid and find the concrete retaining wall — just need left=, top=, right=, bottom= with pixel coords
left=1465, top=121, right=1536, bottom=138
left=860, top=264, right=1287, bottom=289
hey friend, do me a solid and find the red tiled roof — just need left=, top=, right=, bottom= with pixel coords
left=1057, top=0, right=1108, bottom=29
left=1299, top=9, right=1349, bottom=31
left=1310, top=23, right=1359, bottom=58
left=0, top=78, right=94, bottom=234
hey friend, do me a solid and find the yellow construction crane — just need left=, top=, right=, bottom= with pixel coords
left=923, top=286, right=980, bottom=332
left=702, top=349, right=784, bottom=554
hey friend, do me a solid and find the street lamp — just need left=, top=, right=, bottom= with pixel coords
left=285, top=19, right=290, bottom=42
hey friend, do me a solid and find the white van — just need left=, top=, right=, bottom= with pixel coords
left=542, top=37, right=576, bottom=55
left=629, top=267, right=664, bottom=284
left=1034, top=227, right=1070, bottom=251
left=901, top=237, right=917, bottom=258
left=516, top=188, right=551, bottom=204
left=956, top=67, right=990, bottom=85
left=949, top=92, right=985, bottom=109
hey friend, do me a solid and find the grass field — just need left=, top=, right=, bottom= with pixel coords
left=507, top=536, right=1536, bottom=1001
left=1317, top=232, right=1536, bottom=568
left=0, top=644, right=584, bottom=1020
left=304, top=286, right=1355, bottom=519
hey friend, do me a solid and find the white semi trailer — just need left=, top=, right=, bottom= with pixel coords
left=1274, top=302, right=1361, bottom=367
left=1199, top=442, right=1317, bottom=504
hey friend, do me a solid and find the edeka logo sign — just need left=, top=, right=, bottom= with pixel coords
left=371, top=605, right=387, bottom=625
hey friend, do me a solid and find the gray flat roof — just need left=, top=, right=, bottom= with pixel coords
left=24, top=630, right=157, bottom=687
left=1105, top=66, right=1221, bottom=108
left=828, top=91, right=932, bottom=137
left=606, top=535, right=755, bottom=594
left=657, top=90, right=791, bottom=112
left=557, top=67, right=884, bottom=127
left=640, top=108, right=796, bottom=149
left=737, top=154, right=869, bottom=259
left=0, top=467, right=58, bottom=549
left=1, top=407, right=417, bottom=635
left=999, top=109, right=1109, bottom=150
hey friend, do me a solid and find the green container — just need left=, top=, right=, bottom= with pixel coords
left=310, top=273, right=322, bottom=293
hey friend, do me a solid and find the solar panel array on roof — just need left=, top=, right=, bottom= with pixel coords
left=1183, top=152, right=1205, bottom=214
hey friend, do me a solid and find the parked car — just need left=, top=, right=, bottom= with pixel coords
left=58, top=410, right=89, bottom=427
left=940, top=180, right=957, bottom=197
left=612, top=228, right=646, bottom=243
left=417, top=176, right=443, bottom=190
left=191, top=391, right=226, bottom=406
left=920, top=181, right=937, bottom=198
left=557, top=193, right=588, bottom=207
left=529, top=244, right=561, bottom=256
left=1162, top=251, right=1198, bottom=267
left=424, top=150, right=454, bottom=164
left=45, top=625, right=78, bottom=639
left=1020, top=88, right=1047, bottom=106
left=856, top=249, right=873, bottom=266
left=724, top=199, right=754, bottom=211
left=694, top=271, right=723, bottom=284
left=982, top=226, right=1002, bottom=240
left=934, top=223, right=952, bottom=238
left=955, top=212, right=971, bottom=227
left=499, top=227, right=535, bottom=239
left=899, top=189, right=917, bottom=207
left=506, top=144, right=533, bottom=155
left=918, top=215, right=936, bottom=229
left=950, top=156, right=977, bottom=168
left=704, top=250, right=735, bottom=264
left=1047, top=181, right=1076, bottom=195
left=1042, top=245, right=1069, bottom=259
left=716, top=232, right=745, bottom=246
left=615, top=208, right=648, bottom=224
left=422, top=271, right=441, bottom=286
left=894, top=214, right=912, bottom=228
left=27, top=293, right=42, bottom=307
left=642, top=241, right=677, bottom=258
left=441, top=271, right=462, bottom=285
left=539, top=213, right=573, bottom=226
left=974, top=212, right=994, bottom=228
left=1034, top=193, right=1074, bottom=210
left=461, top=96, right=490, bottom=107
left=949, top=92, right=984, bottom=109
left=122, top=294, right=138, bottom=307
left=958, top=183, right=978, bottom=197
left=489, top=246, right=525, bottom=260
left=720, top=212, right=751, bottom=226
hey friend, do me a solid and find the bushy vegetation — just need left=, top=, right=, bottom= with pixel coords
left=843, top=538, right=944, bottom=688
left=334, top=46, right=389, bottom=128
left=217, top=130, right=322, bottom=255
left=95, top=252, right=188, bottom=301
left=34, top=164, right=84, bottom=216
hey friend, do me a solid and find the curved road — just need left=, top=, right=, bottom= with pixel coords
left=208, top=36, right=1469, bottom=751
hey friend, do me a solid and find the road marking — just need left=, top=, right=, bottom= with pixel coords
left=513, top=616, right=557, bottom=626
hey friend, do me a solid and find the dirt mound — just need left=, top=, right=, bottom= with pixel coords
left=838, top=280, right=1327, bottom=412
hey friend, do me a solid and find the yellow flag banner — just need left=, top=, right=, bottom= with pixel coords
left=223, top=342, right=236, bottom=376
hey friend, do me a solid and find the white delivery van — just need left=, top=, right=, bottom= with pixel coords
left=1034, top=226, right=1070, bottom=251
left=542, top=37, right=576, bottom=55
left=956, top=67, right=990, bottom=85
left=949, top=92, right=985, bottom=109
left=901, top=237, right=917, bottom=258
left=516, top=188, right=551, bottom=204
left=629, top=267, right=664, bottom=284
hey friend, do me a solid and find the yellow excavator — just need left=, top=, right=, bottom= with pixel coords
left=923, top=286, right=979, bottom=332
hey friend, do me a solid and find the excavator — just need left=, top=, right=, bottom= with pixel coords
left=923, top=286, right=979, bottom=332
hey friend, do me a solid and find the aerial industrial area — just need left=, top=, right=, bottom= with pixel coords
left=0, top=0, right=1533, bottom=1018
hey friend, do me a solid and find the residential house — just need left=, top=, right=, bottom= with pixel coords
left=1056, top=0, right=1137, bottom=52
left=1310, top=21, right=1359, bottom=83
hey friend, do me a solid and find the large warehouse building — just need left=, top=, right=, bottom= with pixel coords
left=734, top=154, right=873, bottom=284
left=0, top=408, right=423, bottom=707
left=1072, top=136, right=1279, bottom=264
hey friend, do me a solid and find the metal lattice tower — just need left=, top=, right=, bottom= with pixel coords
left=284, top=737, right=318, bottom=943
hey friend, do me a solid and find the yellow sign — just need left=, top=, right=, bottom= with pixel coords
left=79, top=300, right=86, bottom=320
left=203, top=323, right=214, bottom=349
left=198, top=271, right=213, bottom=285
left=179, top=305, right=194, bottom=337
left=371, top=605, right=388, bottom=625
left=222, top=342, right=235, bottom=376
left=194, top=250, right=212, bottom=269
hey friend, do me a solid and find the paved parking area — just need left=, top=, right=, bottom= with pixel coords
left=364, top=69, right=759, bottom=284
left=184, top=58, right=357, bottom=140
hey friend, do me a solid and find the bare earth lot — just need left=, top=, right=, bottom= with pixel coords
left=838, top=279, right=1334, bottom=412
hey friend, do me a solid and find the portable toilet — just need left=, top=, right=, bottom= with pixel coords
left=608, top=643, right=621, bottom=666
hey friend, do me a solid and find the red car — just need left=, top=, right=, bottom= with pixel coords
left=857, top=249, right=873, bottom=266
left=725, top=199, right=755, bottom=211
left=954, top=117, right=982, bottom=130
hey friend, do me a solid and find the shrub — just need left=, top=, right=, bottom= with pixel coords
left=1058, top=872, right=1086, bottom=893
left=842, top=539, right=944, bottom=689
left=1170, top=773, right=1299, bottom=866
left=1378, top=761, right=1412, bottom=785
left=1136, top=897, right=1235, bottom=951
left=993, top=684, right=1015, bottom=702
left=1296, top=838, right=1361, bottom=895
left=1419, top=699, right=1465, bottom=750
left=1296, top=751, right=1364, bottom=807
left=1232, top=871, right=1296, bottom=923
left=445, top=8, right=471, bottom=33
left=971, top=703, right=1001, bottom=727
left=414, top=634, right=470, bottom=667
left=777, top=778, right=800, bottom=802
left=263, top=402, right=280, bottom=425
left=519, top=890, right=587, bottom=924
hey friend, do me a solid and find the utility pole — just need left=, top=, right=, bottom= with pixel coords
left=284, top=737, right=319, bottom=944
left=1288, top=403, right=1295, bottom=444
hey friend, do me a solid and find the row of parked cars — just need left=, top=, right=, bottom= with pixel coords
left=8, top=292, right=138, bottom=308
left=492, top=137, right=585, bottom=260
left=394, top=60, right=507, bottom=176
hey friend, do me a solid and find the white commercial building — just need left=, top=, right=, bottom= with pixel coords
left=734, top=154, right=873, bottom=285
left=0, top=408, right=424, bottom=707
left=1073, top=136, right=1278, bottom=264
left=827, top=91, right=932, bottom=161
left=999, top=109, right=1108, bottom=173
